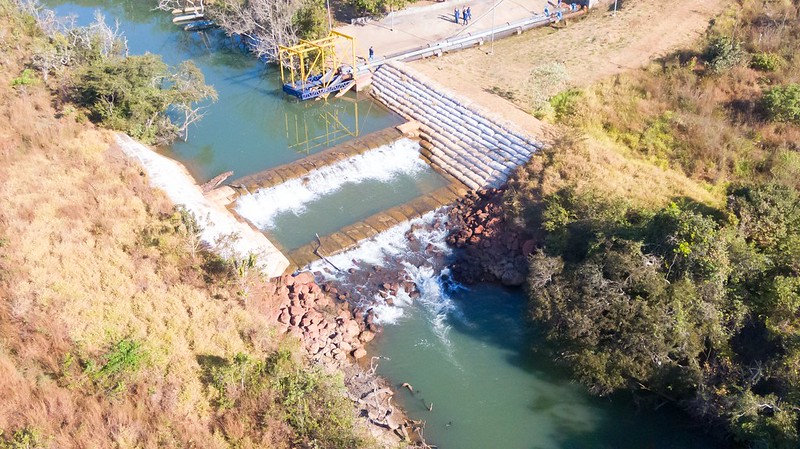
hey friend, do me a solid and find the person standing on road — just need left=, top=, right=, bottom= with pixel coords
left=369, top=46, right=374, bottom=61
left=462, top=7, right=468, bottom=25
left=454, top=7, right=459, bottom=24
left=466, top=6, right=472, bottom=23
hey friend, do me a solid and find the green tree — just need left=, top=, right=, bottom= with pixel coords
left=762, top=84, right=800, bottom=125
left=73, top=54, right=216, bottom=143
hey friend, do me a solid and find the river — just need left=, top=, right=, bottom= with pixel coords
left=42, top=1, right=720, bottom=447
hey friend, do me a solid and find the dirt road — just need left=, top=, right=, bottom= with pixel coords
left=402, top=0, right=726, bottom=135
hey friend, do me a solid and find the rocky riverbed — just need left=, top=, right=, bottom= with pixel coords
left=269, top=187, right=536, bottom=448
left=268, top=271, right=425, bottom=446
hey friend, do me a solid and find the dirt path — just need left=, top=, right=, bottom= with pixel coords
left=405, top=0, right=725, bottom=136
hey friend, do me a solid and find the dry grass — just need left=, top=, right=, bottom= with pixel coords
left=0, top=6, right=308, bottom=448
left=413, top=0, right=726, bottom=122
left=507, top=132, right=722, bottom=222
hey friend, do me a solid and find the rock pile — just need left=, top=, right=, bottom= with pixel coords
left=268, top=271, right=427, bottom=446
left=271, top=271, right=378, bottom=366
left=446, top=187, right=537, bottom=285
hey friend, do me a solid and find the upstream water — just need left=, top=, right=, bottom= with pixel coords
left=44, top=1, right=719, bottom=447
left=44, top=0, right=402, bottom=182
left=43, top=0, right=448, bottom=251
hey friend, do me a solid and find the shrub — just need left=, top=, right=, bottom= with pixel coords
left=83, top=339, right=146, bottom=393
left=10, top=68, right=36, bottom=87
left=762, top=84, right=800, bottom=124
left=750, top=52, right=783, bottom=72
left=549, top=88, right=582, bottom=122
left=293, top=0, right=328, bottom=40
left=210, top=349, right=365, bottom=449
left=0, top=428, right=48, bottom=449
left=73, top=55, right=216, bottom=143
left=704, top=35, right=744, bottom=73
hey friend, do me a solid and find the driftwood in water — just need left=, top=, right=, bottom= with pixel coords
left=201, top=171, right=233, bottom=192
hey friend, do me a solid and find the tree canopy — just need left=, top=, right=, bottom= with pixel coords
left=522, top=182, right=800, bottom=447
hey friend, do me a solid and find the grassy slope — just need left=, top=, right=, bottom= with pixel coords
left=510, top=0, right=800, bottom=219
left=0, top=4, right=366, bottom=448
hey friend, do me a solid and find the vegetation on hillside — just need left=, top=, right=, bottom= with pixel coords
left=0, top=1, right=369, bottom=447
left=201, top=0, right=328, bottom=61
left=13, top=0, right=216, bottom=143
left=507, top=0, right=800, bottom=447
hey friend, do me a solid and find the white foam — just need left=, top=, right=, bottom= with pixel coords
left=115, top=134, right=290, bottom=276
left=405, top=263, right=457, bottom=349
left=371, top=289, right=414, bottom=325
left=235, top=138, right=427, bottom=229
left=308, top=210, right=440, bottom=276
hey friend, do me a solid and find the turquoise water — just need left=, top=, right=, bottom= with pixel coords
left=375, top=284, right=715, bottom=449
left=310, top=218, right=720, bottom=449
left=266, top=175, right=447, bottom=250
left=44, top=0, right=403, bottom=182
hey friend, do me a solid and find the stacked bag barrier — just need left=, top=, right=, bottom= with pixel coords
left=370, top=63, right=541, bottom=189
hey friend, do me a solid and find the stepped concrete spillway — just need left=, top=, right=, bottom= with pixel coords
left=369, top=63, right=543, bottom=190
left=286, top=177, right=467, bottom=269
left=229, top=127, right=405, bottom=196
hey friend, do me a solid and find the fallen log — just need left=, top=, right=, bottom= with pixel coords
left=201, top=170, right=233, bottom=192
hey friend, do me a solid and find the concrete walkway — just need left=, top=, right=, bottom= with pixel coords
left=337, top=0, right=551, bottom=60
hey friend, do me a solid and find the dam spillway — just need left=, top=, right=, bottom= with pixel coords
left=229, top=127, right=406, bottom=194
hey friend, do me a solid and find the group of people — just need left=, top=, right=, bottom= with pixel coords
left=454, top=6, right=472, bottom=25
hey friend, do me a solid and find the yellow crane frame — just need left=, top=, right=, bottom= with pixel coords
left=278, top=31, right=357, bottom=92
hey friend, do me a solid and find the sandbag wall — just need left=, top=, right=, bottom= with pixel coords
left=370, top=63, right=542, bottom=190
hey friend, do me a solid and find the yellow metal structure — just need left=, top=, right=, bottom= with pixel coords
left=278, top=31, right=357, bottom=100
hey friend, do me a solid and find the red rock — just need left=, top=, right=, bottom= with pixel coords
left=474, top=225, right=484, bottom=235
left=289, top=306, right=305, bottom=317
left=282, top=275, right=296, bottom=287
left=315, top=295, right=331, bottom=308
left=352, top=348, right=367, bottom=359
left=343, top=320, right=361, bottom=337
left=293, top=271, right=315, bottom=285
left=278, top=310, right=290, bottom=324
left=359, top=330, right=375, bottom=343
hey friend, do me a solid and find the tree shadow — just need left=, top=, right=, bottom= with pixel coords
left=196, top=354, right=228, bottom=385
left=439, top=283, right=725, bottom=448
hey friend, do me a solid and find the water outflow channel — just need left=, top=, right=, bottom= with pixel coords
left=45, top=1, right=720, bottom=447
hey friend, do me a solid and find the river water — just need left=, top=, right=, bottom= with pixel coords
left=43, top=1, right=720, bottom=447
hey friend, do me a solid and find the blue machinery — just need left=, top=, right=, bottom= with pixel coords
left=279, top=31, right=358, bottom=101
